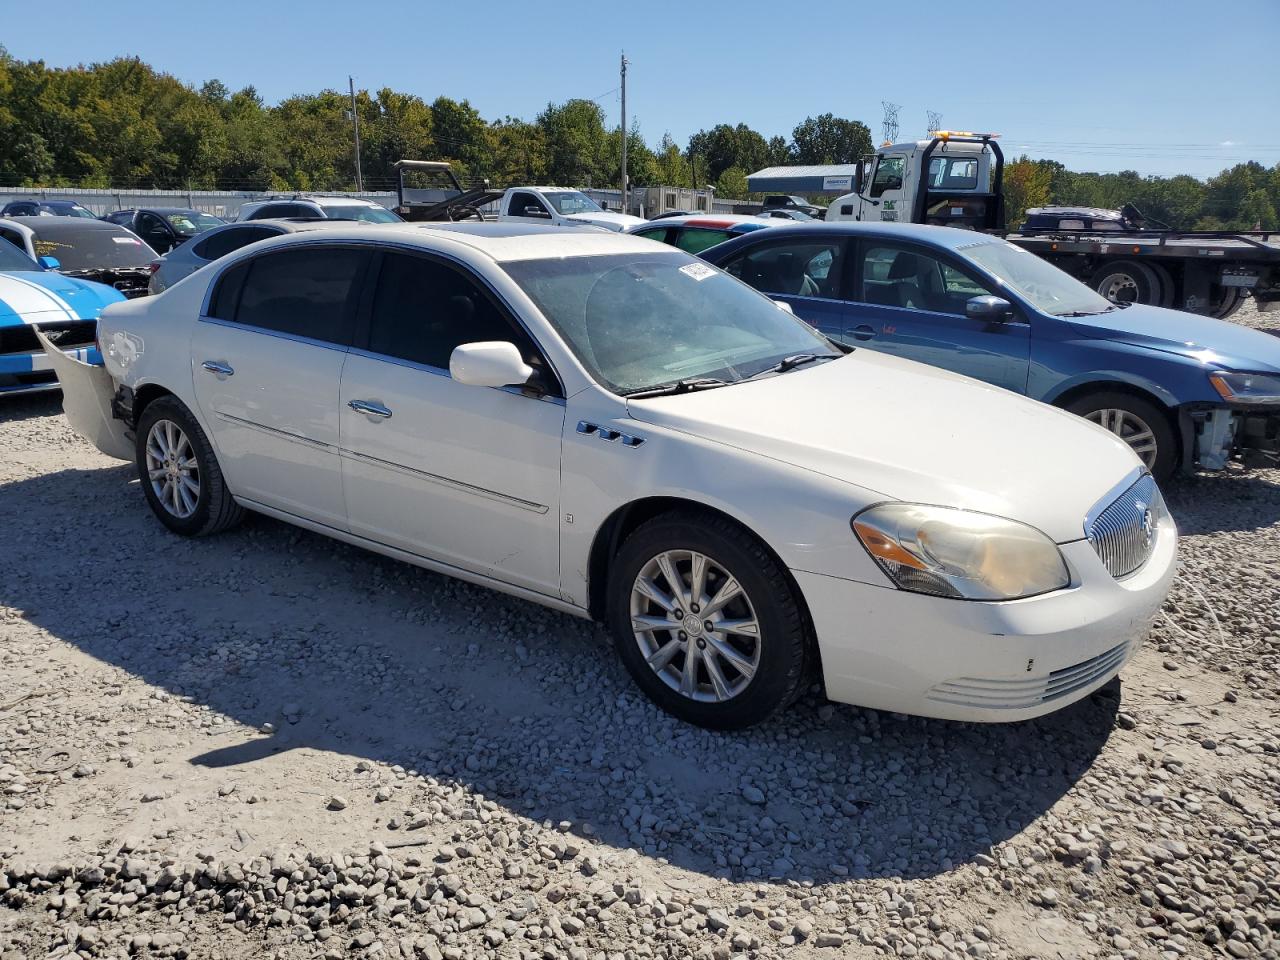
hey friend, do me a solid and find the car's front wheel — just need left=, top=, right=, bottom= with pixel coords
left=1064, top=391, right=1178, bottom=483
left=607, top=510, right=809, bottom=729
left=135, top=395, right=244, bottom=537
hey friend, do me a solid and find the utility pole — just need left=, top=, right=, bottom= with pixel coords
left=349, top=76, right=364, bottom=192
left=620, top=52, right=629, bottom=214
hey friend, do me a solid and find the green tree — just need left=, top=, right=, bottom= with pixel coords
left=537, top=98, right=611, bottom=186
left=687, top=123, right=770, bottom=183
left=1003, top=155, right=1053, bottom=229
left=789, top=114, right=872, bottom=165
left=715, top=165, right=749, bottom=200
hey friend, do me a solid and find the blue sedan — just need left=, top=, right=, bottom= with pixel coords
left=0, top=240, right=125, bottom=396
left=701, top=222, right=1280, bottom=481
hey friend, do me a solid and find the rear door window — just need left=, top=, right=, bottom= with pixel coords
left=673, top=227, right=733, bottom=255
left=723, top=239, right=846, bottom=299
left=224, top=247, right=368, bottom=345
left=194, top=226, right=281, bottom=261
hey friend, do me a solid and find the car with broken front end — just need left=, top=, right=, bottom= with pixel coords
left=702, top=222, right=1280, bottom=480
left=57, top=223, right=1175, bottom=729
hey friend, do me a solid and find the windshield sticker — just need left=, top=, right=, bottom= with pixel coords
left=112, top=237, right=140, bottom=244
left=34, top=240, right=70, bottom=257
left=679, top=262, right=716, bottom=282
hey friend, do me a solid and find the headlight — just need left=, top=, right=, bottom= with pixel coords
left=1209, top=371, right=1280, bottom=405
left=851, top=504, right=1070, bottom=601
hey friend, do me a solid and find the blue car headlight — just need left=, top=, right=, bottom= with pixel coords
left=1209, top=371, right=1280, bottom=405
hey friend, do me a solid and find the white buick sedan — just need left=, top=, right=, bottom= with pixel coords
left=56, top=223, right=1176, bottom=729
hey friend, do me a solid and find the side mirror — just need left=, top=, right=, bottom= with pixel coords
left=449, top=341, right=534, bottom=389
left=966, top=295, right=1013, bottom=321
left=854, top=159, right=865, bottom=195
left=38, top=255, right=61, bottom=270
left=522, top=205, right=550, bottom=218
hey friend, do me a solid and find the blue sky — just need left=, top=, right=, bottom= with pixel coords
left=5, top=0, right=1278, bottom=179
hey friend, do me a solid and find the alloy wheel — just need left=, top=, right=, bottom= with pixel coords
left=629, top=549, right=761, bottom=703
left=145, top=419, right=200, bottom=519
left=1086, top=408, right=1159, bottom=468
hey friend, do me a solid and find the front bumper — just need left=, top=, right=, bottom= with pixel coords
left=796, top=524, right=1176, bottom=723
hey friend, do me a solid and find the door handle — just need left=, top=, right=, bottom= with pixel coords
left=851, top=324, right=876, bottom=341
left=201, top=360, right=234, bottom=377
left=348, top=399, right=392, bottom=419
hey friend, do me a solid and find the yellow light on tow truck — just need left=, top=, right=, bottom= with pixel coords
left=933, top=131, right=1001, bottom=141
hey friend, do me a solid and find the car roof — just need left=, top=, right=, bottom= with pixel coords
left=630, top=214, right=777, bottom=231
left=709, top=221, right=1007, bottom=251
left=260, top=221, right=666, bottom=263
left=126, top=207, right=216, bottom=216
left=243, top=196, right=383, bottom=209
left=4, top=216, right=133, bottom=235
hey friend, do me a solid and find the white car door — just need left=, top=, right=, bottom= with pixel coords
left=339, top=249, right=564, bottom=597
left=190, top=245, right=370, bottom=529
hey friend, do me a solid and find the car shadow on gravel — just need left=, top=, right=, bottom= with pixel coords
left=0, top=392, right=63, bottom=424
left=1, top=465, right=1120, bottom=886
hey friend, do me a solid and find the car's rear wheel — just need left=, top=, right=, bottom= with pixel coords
left=607, top=510, right=809, bottom=729
left=1064, top=391, right=1178, bottom=483
left=136, top=396, right=244, bottom=537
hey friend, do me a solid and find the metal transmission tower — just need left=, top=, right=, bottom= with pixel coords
left=927, top=110, right=943, bottom=136
left=880, top=101, right=901, bottom=144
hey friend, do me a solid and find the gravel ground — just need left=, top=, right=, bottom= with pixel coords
left=2, top=301, right=1279, bottom=960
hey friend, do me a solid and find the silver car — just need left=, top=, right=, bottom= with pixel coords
left=148, top=219, right=363, bottom=294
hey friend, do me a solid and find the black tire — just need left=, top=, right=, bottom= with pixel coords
left=606, top=510, right=809, bottom=730
left=1064, top=390, right=1179, bottom=483
left=1090, top=260, right=1164, bottom=307
left=1146, top=261, right=1175, bottom=308
left=135, top=395, right=244, bottom=537
left=1208, top=285, right=1244, bottom=320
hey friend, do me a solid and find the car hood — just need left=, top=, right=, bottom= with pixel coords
left=626, top=350, right=1141, bottom=543
left=1067, top=303, right=1280, bottom=373
left=0, top=271, right=125, bottom=323
left=565, top=211, right=647, bottom=231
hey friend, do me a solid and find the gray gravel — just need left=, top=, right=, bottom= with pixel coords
left=1, top=300, right=1278, bottom=959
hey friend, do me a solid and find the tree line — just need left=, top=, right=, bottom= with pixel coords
left=0, top=50, right=872, bottom=200
left=1, top=49, right=1276, bottom=228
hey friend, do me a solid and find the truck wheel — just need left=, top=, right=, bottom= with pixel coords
left=1064, top=391, right=1178, bottom=483
left=1147, top=262, right=1175, bottom=307
left=607, top=510, right=809, bottom=730
left=1090, top=260, right=1165, bottom=307
left=136, top=396, right=245, bottom=537
left=1208, top=285, right=1244, bottom=320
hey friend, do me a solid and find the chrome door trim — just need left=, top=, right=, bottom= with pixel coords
left=212, top=411, right=335, bottom=451
left=338, top=447, right=550, bottom=515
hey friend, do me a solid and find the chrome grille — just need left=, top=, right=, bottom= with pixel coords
left=1086, top=473, right=1162, bottom=578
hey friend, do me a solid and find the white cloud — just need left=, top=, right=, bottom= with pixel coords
left=1219, top=140, right=1238, bottom=147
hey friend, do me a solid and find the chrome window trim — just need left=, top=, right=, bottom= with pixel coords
left=197, top=315, right=349, bottom=354
left=197, top=236, right=567, bottom=397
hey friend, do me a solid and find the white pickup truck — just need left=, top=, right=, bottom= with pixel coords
left=496, top=187, right=644, bottom=232
left=392, top=162, right=645, bottom=232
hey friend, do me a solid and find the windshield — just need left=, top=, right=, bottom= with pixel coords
left=44, top=204, right=97, bottom=219
left=962, top=240, right=1116, bottom=316
left=322, top=205, right=401, bottom=223
left=167, top=211, right=226, bottom=235
left=502, top=250, right=841, bottom=395
left=544, top=191, right=604, bottom=216
left=0, top=240, right=39, bottom=271
left=31, top=227, right=153, bottom=270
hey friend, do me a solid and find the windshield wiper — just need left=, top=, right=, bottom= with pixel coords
left=745, top=353, right=835, bottom=380
left=1056, top=304, right=1126, bottom=318
left=624, top=377, right=731, bottom=399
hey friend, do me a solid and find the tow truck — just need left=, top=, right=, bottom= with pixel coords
left=826, top=132, right=1280, bottom=319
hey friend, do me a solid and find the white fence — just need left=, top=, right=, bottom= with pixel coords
left=0, top=185, right=757, bottom=220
